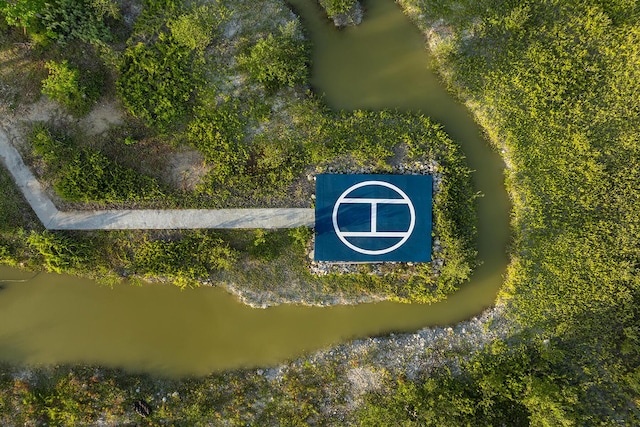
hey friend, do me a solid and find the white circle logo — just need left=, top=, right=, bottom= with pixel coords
left=332, top=181, right=416, bottom=255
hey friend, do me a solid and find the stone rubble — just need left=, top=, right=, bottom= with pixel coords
left=261, top=303, right=511, bottom=419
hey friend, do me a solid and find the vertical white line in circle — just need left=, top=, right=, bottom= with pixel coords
left=332, top=181, right=416, bottom=256
left=371, top=202, right=377, bottom=233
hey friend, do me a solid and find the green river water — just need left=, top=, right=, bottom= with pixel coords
left=0, top=0, right=509, bottom=376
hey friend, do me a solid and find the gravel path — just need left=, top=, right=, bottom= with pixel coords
left=0, top=128, right=314, bottom=230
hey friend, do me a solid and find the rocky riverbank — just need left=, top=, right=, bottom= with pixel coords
left=0, top=303, right=510, bottom=425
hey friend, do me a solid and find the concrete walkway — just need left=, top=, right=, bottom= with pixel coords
left=0, top=129, right=314, bottom=230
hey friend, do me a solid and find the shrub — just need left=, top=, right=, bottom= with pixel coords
left=0, top=0, right=46, bottom=34
left=40, top=0, right=116, bottom=45
left=29, top=125, right=163, bottom=203
left=30, top=123, right=69, bottom=164
left=27, top=230, right=91, bottom=274
left=41, top=60, right=92, bottom=115
left=237, top=21, right=309, bottom=91
left=1, top=0, right=117, bottom=45
left=0, top=242, right=15, bottom=266
left=117, top=35, right=198, bottom=132
left=133, top=232, right=237, bottom=288
left=54, top=148, right=164, bottom=203
left=319, top=0, right=358, bottom=18
left=168, top=3, right=229, bottom=52
left=187, top=105, right=248, bottom=177
left=289, top=226, right=313, bottom=252
left=249, top=229, right=290, bottom=260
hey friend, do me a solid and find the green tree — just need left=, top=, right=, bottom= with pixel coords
left=0, top=0, right=45, bottom=33
left=168, top=3, right=229, bottom=52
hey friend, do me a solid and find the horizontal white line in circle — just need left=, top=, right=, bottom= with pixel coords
left=340, top=232, right=409, bottom=237
left=339, top=198, right=409, bottom=204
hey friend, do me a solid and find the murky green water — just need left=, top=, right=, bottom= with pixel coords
left=0, top=0, right=509, bottom=376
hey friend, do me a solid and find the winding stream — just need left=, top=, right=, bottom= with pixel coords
left=0, top=0, right=509, bottom=376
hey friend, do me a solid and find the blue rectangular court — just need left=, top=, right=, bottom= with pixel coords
left=314, top=174, right=432, bottom=262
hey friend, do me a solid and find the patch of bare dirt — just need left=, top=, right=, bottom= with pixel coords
left=80, top=101, right=123, bottom=136
left=0, top=98, right=71, bottom=151
left=19, top=98, right=64, bottom=123
left=167, top=148, right=212, bottom=192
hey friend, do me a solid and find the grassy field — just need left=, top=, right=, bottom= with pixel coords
left=357, top=0, right=640, bottom=424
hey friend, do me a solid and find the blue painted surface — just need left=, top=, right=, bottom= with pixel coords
left=315, top=174, right=432, bottom=262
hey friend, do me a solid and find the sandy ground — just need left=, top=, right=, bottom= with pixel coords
left=167, top=148, right=212, bottom=192
left=80, top=101, right=124, bottom=136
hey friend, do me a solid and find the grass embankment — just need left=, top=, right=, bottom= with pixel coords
left=0, top=362, right=337, bottom=425
left=353, top=0, right=640, bottom=424
left=0, top=0, right=478, bottom=305
left=0, top=164, right=41, bottom=267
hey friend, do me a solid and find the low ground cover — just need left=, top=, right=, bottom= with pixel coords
left=0, top=165, right=40, bottom=267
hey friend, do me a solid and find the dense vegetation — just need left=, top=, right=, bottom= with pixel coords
left=116, top=1, right=229, bottom=132
left=236, top=21, right=308, bottom=91
left=3, top=0, right=636, bottom=424
left=0, top=361, right=350, bottom=426
left=0, top=0, right=479, bottom=303
left=41, top=59, right=102, bottom=115
left=0, top=164, right=39, bottom=267
left=355, top=0, right=640, bottom=424
left=318, top=0, right=359, bottom=19
left=29, top=124, right=165, bottom=203
left=0, top=0, right=116, bottom=46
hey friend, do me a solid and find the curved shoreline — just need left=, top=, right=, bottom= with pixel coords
left=0, top=0, right=511, bottom=376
